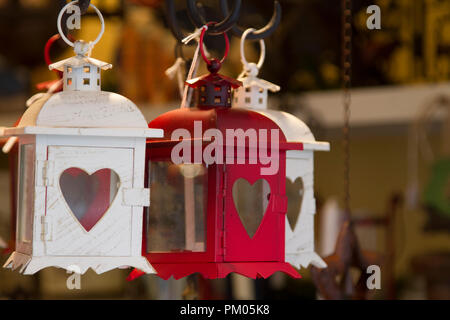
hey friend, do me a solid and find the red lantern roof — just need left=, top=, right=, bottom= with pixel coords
left=185, top=72, right=242, bottom=89
left=148, top=106, right=288, bottom=147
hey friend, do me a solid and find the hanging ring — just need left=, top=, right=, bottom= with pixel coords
left=199, top=22, right=229, bottom=65
left=240, top=28, right=265, bottom=73
left=57, top=0, right=105, bottom=48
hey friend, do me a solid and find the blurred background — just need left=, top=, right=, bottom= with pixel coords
left=0, top=0, right=449, bottom=300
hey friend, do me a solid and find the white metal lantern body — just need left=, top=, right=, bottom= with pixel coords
left=255, top=110, right=330, bottom=269
left=2, top=55, right=163, bottom=275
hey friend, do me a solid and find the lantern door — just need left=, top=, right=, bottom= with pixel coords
left=223, top=163, right=287, bottom=262
left=43, top=145, right=134, bottom=256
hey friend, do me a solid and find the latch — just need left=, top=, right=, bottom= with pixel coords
left=122, top=188, right=150, bottom=207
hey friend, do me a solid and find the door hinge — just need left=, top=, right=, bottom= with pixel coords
left=36, top=160, right=54, bottom=187
left=41, top=216, right=52, bottom=241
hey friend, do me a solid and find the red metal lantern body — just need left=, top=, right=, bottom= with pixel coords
left=142, top=71, right=302, bottom=280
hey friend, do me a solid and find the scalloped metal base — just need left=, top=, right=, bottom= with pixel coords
left=127, top=261, right=301, bottom=281
left=3, top=251, right=155, bottom=275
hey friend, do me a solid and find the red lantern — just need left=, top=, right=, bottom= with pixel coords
left=139, top=30, right=302, bottom=280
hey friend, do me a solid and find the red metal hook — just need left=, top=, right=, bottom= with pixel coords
left=199, top=22, right=230, bottom=66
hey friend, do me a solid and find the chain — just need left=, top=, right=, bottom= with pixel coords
left=342, top=0, right=352, bottom=216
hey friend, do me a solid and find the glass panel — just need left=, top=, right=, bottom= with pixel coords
left=17, top=144, right=35, bottom=244
left=286, top=177, right=304, bottom=230
left=232, top=178, right=270, bottom=238
left=59, top=168, right=120, bottom=232
left=147, top=162, right=207, bottom=252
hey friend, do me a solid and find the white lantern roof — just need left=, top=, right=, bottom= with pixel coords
left=254, top=109, right=330, bottom=151
left=238, top=75, right=280, bottom=92
left=49, top=55, right=112, bottom=72
left=13, top=90, right=149, bottom=130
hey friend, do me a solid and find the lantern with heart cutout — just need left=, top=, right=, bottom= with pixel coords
left=232, top=29, right=330, bottom=270
left=139, top=29, right=301, bottom=280
left=1, top=2, right=163, bottom=275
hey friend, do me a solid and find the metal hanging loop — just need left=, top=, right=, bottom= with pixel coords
left=187, top=0, right=241, bottom=35
left=220, top=0, right=281, bottom=40
left=199, top=23, right=229, bottom=66
left=57, top=0, right=105, bottom=49
left=240, top=28, right=266, bottom=75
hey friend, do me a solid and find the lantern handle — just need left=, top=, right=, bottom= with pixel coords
left=240, top=28, right=266, bottom=75
left=57, top=0, right=105, bottom=51
left=186, top=0, right=241, bottom=36
left=220, top=0, right=281, bottom=40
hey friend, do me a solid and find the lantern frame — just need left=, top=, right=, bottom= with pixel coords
left=142, top=106, right=303, bottom=280
left=1, top=54, right=163, bottom=275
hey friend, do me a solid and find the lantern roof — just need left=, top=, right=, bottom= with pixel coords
left=186, top=72, right=242, bottom=89
left=148, top=106, right=288, bottom=146
left=32, top=91, right=147, bottom=128
left=49, top=55, right=112, bottom=72
left=238, top=76, right=280, bottom=92
left=254, top=109, right=330, bottom=151
left=4, top=91, right=154, bottom=138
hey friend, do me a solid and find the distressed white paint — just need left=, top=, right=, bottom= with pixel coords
left=123, top=188, right=150, bottom=207
left=46, top=146, right=134, bottom=256
left=36, top=91, right=149, bottom=128
left=3, top=133, right=156, bottom=274
left=4, top=126, right=163, bottom=138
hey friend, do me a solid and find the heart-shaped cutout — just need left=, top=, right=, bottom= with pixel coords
left=232, top=178, right=270, bottom=238
left=59, top=168, right=120, bottom=232
left=286, top=177, right=304, bottom=231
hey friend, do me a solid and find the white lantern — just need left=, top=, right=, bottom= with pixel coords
left=233, top=28, right=330, bottom=270
left=2, top=2, right=162, bottom=275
